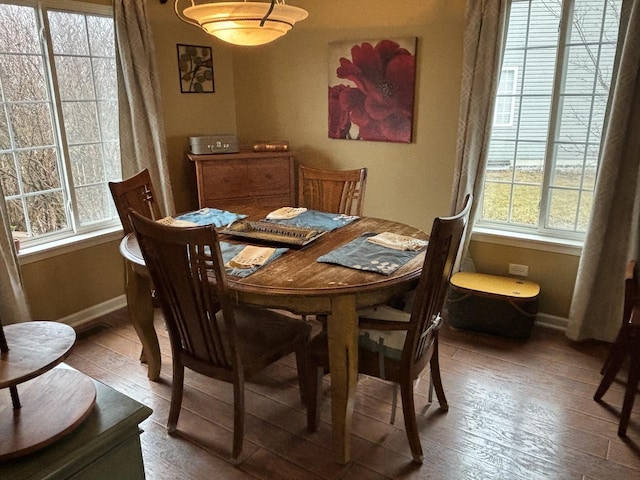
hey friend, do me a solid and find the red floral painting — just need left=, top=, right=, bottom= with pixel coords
left=328, top=38, right=417, bottom=143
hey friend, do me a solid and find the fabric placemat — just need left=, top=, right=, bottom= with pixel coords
left=175, top=208, right=246, bottom=228
left=220, top=242, right=287, bottom=278
left=316, top=232, right=423, bottom=275
left=263, top=209, right=358, bottom=232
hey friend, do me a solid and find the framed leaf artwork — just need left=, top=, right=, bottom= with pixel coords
left=177, top=44, right=214, bottom=93
left=328, top=37, right=417, bottom=143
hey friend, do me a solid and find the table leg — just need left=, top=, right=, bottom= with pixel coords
left=327, top=295, right=358, bottom=464
left=125, top=260, right=161, bottom=381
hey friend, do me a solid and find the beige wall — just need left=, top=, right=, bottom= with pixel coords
left=21, top=0, right=579, bottom=322
left=22, top=242, right=124, bottom=320
left=232, top=0, right=466, bottom=232
left=469, top=242, right=579, bottom=318
left=147, top=0, right=238, bottom=213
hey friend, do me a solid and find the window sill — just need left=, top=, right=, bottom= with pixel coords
left=471, top=227, right=583, bottom=256
left=17, top=227, right=124, bottom=265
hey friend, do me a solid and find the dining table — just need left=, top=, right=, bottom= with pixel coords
left=119, top=204, right=428, bottom=464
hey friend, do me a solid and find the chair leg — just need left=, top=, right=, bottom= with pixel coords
left=167, top=362, right=184, bottom=433
left=594, top=338, right=628, bottom=402
left=400, top=378, right=423, bottom=463
left=618, top=338, right=640, bottom=437
left=601, top=327, right=626, bottom=374
left=390, top=383, right=398, bottom=425
left=231, top=377, right=245, bottom=460
left=430, top=339, right=449, bottom=411
left=428, top=370, right=434, bottom=403
left=307, top=366, right=323, bottom=432
left=295, top=342, right=308, bottom=406
left=317, top=314, right=328, bottom=331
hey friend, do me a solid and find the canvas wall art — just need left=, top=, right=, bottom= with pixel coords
left=177, top=44, right=214, bottom=93
left=328, top=37, right=417, bottom=143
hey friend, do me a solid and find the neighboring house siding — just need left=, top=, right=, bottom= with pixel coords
left=488, top=0, right=615, bottom=171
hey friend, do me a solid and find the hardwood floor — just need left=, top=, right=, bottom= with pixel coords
left=65, top=308, right=640, bottom=479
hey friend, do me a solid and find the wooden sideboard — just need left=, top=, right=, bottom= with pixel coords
left=188, top=150, right=296, bottom=209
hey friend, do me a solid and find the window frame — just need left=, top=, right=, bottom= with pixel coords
left=493, top=66, right=518, bottom=127
left=477, top=0, right=621, bottom=243
left=0, top=0, right=120, bottom=250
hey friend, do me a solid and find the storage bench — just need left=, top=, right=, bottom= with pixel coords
left=446, top=272, right=540, bottom=340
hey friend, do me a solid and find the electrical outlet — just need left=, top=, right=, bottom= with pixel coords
left=508, top=263, right=529, bottom=277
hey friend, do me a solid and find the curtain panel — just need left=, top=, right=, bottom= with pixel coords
left=114, top=0, right=176, bottom=216
left=450, top=0, right=509, bottom=270
left=0, top=184, right=30, bottom=325
left=567, top=0, right=640, bottom=342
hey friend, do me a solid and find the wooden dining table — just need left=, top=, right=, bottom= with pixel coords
left=119, top=205, right=427, bottom=464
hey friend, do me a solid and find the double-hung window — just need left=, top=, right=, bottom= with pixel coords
left=0, top=1, right=120, bottom=248
left=479, top=0, right=622, bottom=241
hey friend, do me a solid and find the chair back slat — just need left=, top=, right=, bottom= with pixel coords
left=298, top=165, right=367, bottom=216
left=130, top=211, right=238, bottom=373
left=109, top=169, right=162, bottom=234
left=405, top=195, right=472, bottom=372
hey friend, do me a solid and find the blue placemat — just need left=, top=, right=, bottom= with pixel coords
left=175, top=208, right=246, bottom=227
left=220, top=241, right=288, bottom=278
left=264, top=209, right=358, bottom=232
left=316, top=233, right=423, bottom=275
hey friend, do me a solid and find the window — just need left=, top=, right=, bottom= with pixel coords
left=0, top=1, right=120, bottom=247
left=479, top=0, right=622, bottom=240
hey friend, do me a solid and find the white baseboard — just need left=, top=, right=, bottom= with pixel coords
left=59, top=295, right=127, bottom=329
left=56, top=297, right=569, bottom=334
left=535, top=312, right=568, bottom=331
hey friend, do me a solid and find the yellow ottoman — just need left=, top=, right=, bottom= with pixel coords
left=446, top=272, right=540, bottom=340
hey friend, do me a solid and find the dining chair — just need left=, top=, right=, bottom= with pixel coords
left=109, top=169, right=163, bottom=235
left=129, top=210, right=311, bottom=461
left=109, top=168, right=164, bottom=330
left=594, top=260, right=640, bottom=437
left=305, top=194, right=472, bottom=463
left=298, top=164, right=368, bottom=324
left=298, top=164, right=368, bottom=216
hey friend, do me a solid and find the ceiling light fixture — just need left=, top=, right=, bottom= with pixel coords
left=173, top=1, right=308, bottom=46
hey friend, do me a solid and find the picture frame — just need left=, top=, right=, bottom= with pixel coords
left=177, top=44, right=214, bottom=93
left=328, top=37, right=417, bottom=143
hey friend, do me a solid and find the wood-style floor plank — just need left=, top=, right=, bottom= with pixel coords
left=65, top=308, right=640, bottom=479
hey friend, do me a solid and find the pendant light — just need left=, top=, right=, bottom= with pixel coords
left=174, top=1, right=308, bottom=46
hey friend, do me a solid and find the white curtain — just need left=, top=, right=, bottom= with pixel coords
left=114, top=0, right=175, bottom=216
left=566, top=0, right=640, bottom=342
left=0, top=185, right=30, bottom=325
left=450, top=0, right=509, bottom=270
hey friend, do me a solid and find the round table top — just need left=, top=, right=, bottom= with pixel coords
left=120, top=206, right=428, bottom=304
left=0, top=321, right=76, bottom=389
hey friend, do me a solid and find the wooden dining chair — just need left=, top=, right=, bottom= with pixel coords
left=109, top=168, right=163, bottom=358
left=129, top=211, right=311, bottom=461
left=594, top=260, right=640, bottom=437
left=305, top=194, right=472, bottom=463
left=109, top=169, right=162, bottom=235
left=298, top=164, right=368, bottom=216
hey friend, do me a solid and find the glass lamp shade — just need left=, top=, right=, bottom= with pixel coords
left=182, top=2, right=309, bottom=46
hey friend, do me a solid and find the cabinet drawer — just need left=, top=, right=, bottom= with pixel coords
left=190, top=151, right=296, bottom=208
left=199, top=158, right=292, bottom=200
left=201, top=194, right=292, bottom=210
left=247, top=158, right=292, bottom=196
left=199, top=161, right=248, bottom=200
